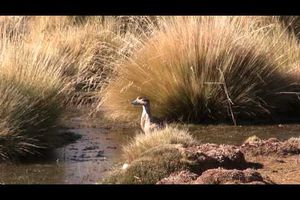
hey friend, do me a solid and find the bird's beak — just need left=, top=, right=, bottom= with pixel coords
left=131, top=99, right=139, bottom=105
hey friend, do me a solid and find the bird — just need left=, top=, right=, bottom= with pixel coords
left=131, top=96, right=164, bottom=133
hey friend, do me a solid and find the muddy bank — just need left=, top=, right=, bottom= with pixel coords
left=105, top=136, right=300, bottom=184
left=241, top=136, right=300, bottom=156
left=157, top=136, right=300, bottom=184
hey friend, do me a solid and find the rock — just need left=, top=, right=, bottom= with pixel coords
left=274, top=159, right=285, bottom=163
left=122, top=163, right=130, bottom=170
left=107, top=146, right=117, bottom=149
left=96, top=150, right=104, bottom=157
left=194, top=168, right=271, bottom=184
left=184, top=144, right=248, bottom=173
left=83, top=145, right=98, bottom=151
left=241, top=137, right=300, bottom=156
left=281, top=137, right=300, bottom=155
left=157, top=170, right=198, bottom=184
left=79, top=154, right=90, bottom=158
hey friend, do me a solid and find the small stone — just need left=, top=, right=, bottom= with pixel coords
left=122, top=163, right=130, bottom=170
left=83, top=146, right=98, bottom=151
left=107, top=146, right=117, bottom=149
left=274, top=159, right=285, bottom=163
left=79, top=154, right=90, bottom=158
left=96, top=151, right=105, bottom=157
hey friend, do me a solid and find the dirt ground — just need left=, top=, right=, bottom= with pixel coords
left=246, top=155, right=300, bottom=184
left=155, top=137, right=300, bottom=184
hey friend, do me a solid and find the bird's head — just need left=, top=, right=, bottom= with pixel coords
left=131, top=96, right=150, bottom=106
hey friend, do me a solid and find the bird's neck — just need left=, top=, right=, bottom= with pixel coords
left=141, top=104, right=151, bottom=132
left=142, top=104, right=151, bottom=119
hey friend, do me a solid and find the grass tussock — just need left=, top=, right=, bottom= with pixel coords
left=122, top=126, right=196, bottom=162
left=23, top=16, right=125, bottom=107
left=105, top=126, right=254, bottom=184
left=100, top=16, right=300, bottom=123
left=103, top=126, right=197, bottom=184
left=278, top=16, right=300, bottom=39
left=0, top=22, right=66, bottom=160
left=0, top=16, right=157, bottom=161
left=104, top=144, right=189, bottom=184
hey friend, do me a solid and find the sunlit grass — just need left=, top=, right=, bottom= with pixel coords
left=100, top=16, right=300, bottom=124
left=0, top=15, right=157, bottom=161
left=122, top=125, right=196, bottom=162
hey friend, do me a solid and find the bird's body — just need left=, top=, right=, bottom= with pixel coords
left=132, top=96, right=164, bottom=133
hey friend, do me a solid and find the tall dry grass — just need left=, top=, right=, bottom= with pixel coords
left=28, top=16, right=156, bottom=107
left=278, top=16, right=300, bottom=39
left=0, top=16, right=157, bottom=161
left=0, top=22, right=65, bottom=160
left=0, top=17, right=105, bottom=160
left=100, top=16, right=300, bottom=124
left=24, top=16, right=123, bottom=107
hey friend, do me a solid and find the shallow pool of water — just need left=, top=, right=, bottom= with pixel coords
left=1, top=117, right=300, bottom=184
left=0, top=117, right=137, bottom=184
left=187, top=123, right=300, bottom=145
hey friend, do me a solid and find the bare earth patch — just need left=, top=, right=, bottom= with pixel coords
left=157, top=137, right=300, bottom=184
left=241, top=137, right=300, bottom=156
left=245, top=155, right=300, bottom=184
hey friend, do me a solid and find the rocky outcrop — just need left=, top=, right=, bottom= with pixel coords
left=194, top=168, right=272, bottom=184
left=241, top=137, right=300, bottom=156
left=157, top=168, right=272, bottom=184
left=157, top=137, right=299, bottom=184
left=184, top=144, right=249, bottom=173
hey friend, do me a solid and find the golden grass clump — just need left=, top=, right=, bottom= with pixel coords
left=104, top=126, right=196, bottom=184
left=278, top=16, right=300, bottom=39
left=0, top=25, right=68, bottom=160
left=100, top=16, right=300, bottom=123
left=0, top=16, right=156, bottom=161
left=122, top=126, right=196, bottom=163
left=22, top=16, right=125, bottom=107
left=103, top=144, right=188, bottom=184
left=26, top=16, right=156, bottom=107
